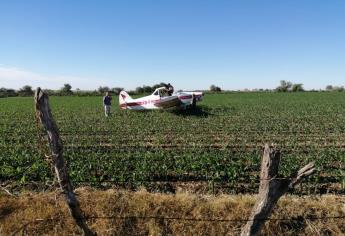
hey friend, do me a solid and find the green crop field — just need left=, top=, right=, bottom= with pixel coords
left=1, top=92, right=345, bottom=194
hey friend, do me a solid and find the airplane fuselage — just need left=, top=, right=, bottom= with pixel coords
left=119, top=87, right=203, bottom=110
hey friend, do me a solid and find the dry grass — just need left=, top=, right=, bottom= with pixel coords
left=0, top=188, right=344, bottom=235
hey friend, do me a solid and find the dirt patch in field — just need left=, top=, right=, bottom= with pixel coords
left=0, top=188, right=344, bottom=235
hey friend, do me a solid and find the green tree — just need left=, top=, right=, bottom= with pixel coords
left=325, top=85, right=333, bottom=91
left=98, top=86, right=110, bottom=94
left=276, top=80, right=292, bottom=92
left=112, top=87, right=124, bottom=95
left=18, top=85, right=34, bottom=96
left=0, top=88, right=17, bottom=97
left=143, top=85, right=153, bottom=93
left=334, top=86, right=344, bottom=92
left=210, top=85, right=221, bottom=92
left=292, top=83, right=304, bottom=92
left=61, top=83, right=73, bottom=94
left=135, top=86, right=144, bottom=94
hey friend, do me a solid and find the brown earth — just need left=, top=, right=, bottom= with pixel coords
left=0, top=188, right=344, bottom=236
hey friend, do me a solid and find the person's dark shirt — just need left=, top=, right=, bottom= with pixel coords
left=168, top=85, right=174, bottom=95
left=103, top=96, right=112, bottom=105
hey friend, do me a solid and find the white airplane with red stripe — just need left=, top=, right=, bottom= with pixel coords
left=119, top=87, right=203, bottom=110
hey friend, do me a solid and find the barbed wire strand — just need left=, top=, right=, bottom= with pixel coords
left=11, top=214, right=345, bottom=235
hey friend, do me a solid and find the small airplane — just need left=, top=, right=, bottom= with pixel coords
left=119, top=87, right=203, bottom=110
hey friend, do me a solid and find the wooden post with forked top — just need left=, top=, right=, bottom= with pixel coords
left=240, top=144, right=315, bottom=236
left=34, top=88, right=96, bottom=236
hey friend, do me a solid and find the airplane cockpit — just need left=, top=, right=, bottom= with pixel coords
left=152, top=87, right=169, bottom=97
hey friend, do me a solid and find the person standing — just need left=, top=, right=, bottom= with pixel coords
left=103, top=91, right=112, bottom=117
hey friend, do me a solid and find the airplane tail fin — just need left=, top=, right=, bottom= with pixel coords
left=119, top=91, right=132, bottom=109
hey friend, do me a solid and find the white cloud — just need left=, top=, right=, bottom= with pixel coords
left=0, top=65, right=111, bottom=90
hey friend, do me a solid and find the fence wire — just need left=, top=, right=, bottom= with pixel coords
left=11, top=214, right=345, bottom=235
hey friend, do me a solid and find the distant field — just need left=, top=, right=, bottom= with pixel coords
left=1, top=92, right=344, bottom=194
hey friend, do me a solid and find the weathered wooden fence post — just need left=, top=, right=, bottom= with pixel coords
left=34, top=88, right=96, bottom=236
left=240, top=144, right=315, bottom=236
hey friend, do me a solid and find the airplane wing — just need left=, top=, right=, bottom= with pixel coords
left=155, top=96, right=181, bottom=109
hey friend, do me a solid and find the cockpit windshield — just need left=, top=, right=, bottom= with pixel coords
left=153, top=87, right=169, bottom=97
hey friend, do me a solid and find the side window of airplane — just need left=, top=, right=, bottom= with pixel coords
left=160, top=89, right=167, bottom=97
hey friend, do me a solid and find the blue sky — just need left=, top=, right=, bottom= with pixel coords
left=0, top=1, right=345, bottom=90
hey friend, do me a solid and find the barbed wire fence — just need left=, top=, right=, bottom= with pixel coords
left=1, top=175, right=344, bottom=197
left=11, top=214, right=345, bottom=236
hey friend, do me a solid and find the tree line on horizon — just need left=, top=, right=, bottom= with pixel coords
left=0, top=81, right=344, bottom=98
